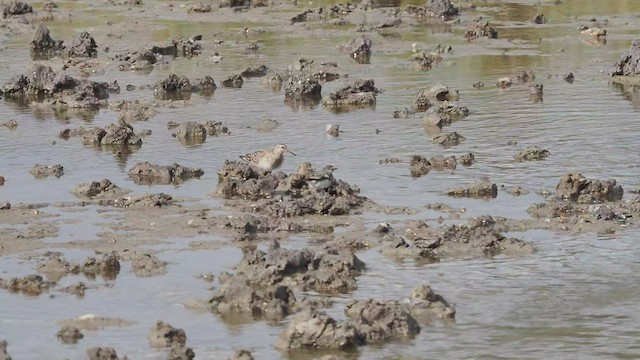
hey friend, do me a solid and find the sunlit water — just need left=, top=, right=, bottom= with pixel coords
left=1, top=0, right=640, bottom=358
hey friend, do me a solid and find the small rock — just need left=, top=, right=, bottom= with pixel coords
left=563, top=72, right=575, bottom=83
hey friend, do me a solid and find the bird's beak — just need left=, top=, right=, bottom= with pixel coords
left=287, top=149, right=296, bottom=156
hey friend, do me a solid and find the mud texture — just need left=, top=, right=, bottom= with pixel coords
left=29, top=164, right=64, bottom=178
left=222, top=74, right=244, bottom=88
left=404, top=0, right=459, bottom=18
left=446, top=179, right=497, bottom=198
left=113, top=100, right=158, bottom=122
left=128, top=162, right=204, bottom=185
left=514, top=146, right=550, bottom=162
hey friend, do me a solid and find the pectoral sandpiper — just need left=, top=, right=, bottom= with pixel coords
left=240, top=144, right=296, bottom=172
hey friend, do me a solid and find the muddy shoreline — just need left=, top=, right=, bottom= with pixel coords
left=2, top=0, right=640, bottom=358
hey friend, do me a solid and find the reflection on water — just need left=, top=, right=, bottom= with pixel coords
left=2, top=0, right=640, bottom=358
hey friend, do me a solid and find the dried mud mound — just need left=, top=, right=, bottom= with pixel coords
left=216, top=161, right=369, bottom=217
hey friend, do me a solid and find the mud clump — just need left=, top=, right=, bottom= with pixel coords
left=404, top=0, right=459, bottom=18
left=459, top=153, right=475, bottom=166
left=0, top=176, right=4, bottom=186
left=149, top=36, right=202, bottom=57
left=277, top=284, right=453, bottom=350
left=556, top=172, right=623, bottom=203
left=323, top=79, right=380, bottom=110
left=344, top=300, right=420, bottom=343
left=424, top=103, right=469, bottom=127
left=2, top=120, right=18, bottom=129
left=406, top=284, right=456, bottom=319
left=610, top=39, right=640, bottom=77
left=66, top=31, right=98, bottom=58
left=148, top=321, right=187, bottom=348
left=209, top=275, right=302, bottom=321
left=221, top=74, right=244, bottom=88
left=410, top=155, right=457, bottom=177
left=31, top=24, right=64, bottom=58
left=529, top=83, right=544, bottom=100
left=168, top=344, right=195, bottom=360
left=532, top=13, right=547, bottom=24
left=339, top=35, right=371, bottom=64
left=230, top=350, right=254, bottom=360
left=217, top=161, right=367, bottom=217
left=388, top=216, right=534, bottom=261
left=131, top=253, right=167, bottom=277
left=114, top=101, right=158, bottom=122
left=514, top=146, right=550, bottom=162
left=154, top=74, right=192, bottom=99
left=2, top=65, right=111, bottom=109
left=109, top=193, right=174, bottom=208
left=81, top=254, right=121, bottom=280
left=464, top=21, right=498, bottom=39
left=86, top=347, right=120, bottom=360
left=431, top=132, right=465, bottom=147
left=101, top=122, right=142, bottom=146
left=240, top=65, right=268, bottom=78
left=426, top=83, right=459, bottom=102
left=212, top=241, right=365, bottom=297
left=0, top=274, right=54, bottom=296
left=446, top=179, right=497, bottom=198
left=209, top=242, right=364, bottom=320
left=276, top=310, right=362, bottom=350
left=2, top=1, right=32, bottom=17
left=71, top=179, right=130, bottom=199
left=0, top=341, right=11, bottom=360
left=411, top=51, right=443, bottom=71
left=56, top=325, right=84, bottom=344
left=116, top=50, right=162, bottom=72
left=128, top=162, right=204, bottom=185
left=284, top=77, right=322, bottom=104
left=29, top=164, right=64, bottom=178
left=173, top=121, right=229, bottom=144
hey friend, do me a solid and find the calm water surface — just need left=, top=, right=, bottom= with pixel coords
left=1, top=0, right=640, bottom=358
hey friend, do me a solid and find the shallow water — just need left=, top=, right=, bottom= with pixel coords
left=2, top=0, right=640, bottom=358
